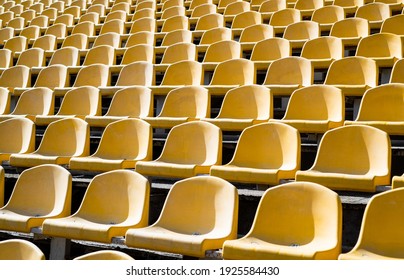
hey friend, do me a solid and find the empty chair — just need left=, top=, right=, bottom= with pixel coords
left=29, top=15, right=48, bottom=28
left=223, top=1, right=250, bottom=27
left=135, top=0, right=156, bottom=11
left=160, top=6, right=186, bottom=20
left=99, top=19, right=125, bottom=35
left=49, top=47, right=80, bottom=67
left=93, top=32, right=121, bottom=48
left=19, top=25, right=40, bottom=41
left=131, top=8, right=154, bottom=21
left=82, top=45, right=116, bottom=66
left=0, top=49, right=13, bottom=69
left=199, top=27, right=233, bottom=45
left=294, top=0, right=324, bottom=17
left=135, top=121, right=222, bottom=178
left=0, top=87, right=54, bottom=122
left=250, top=37, right=291, bottom=69
left=42, top=7, right=58, bottom=20
left=380, top=14, right=404, bottom=36
left=35, top=86, right=101, bottom=126
left=258, top=0, right=287, bottom=18
left=390, top=59, right=404, bottom=83
left=79, top=12, right=100, bottom=24
left=231, top=10, right=262, bottom=30
left=160, top=42, right=196, bottom=64
left=222, top=181, right=342, bottom=260
left=0, top=65, right=30, bottom=93
left=283, top=20, right=320, bottom=49
left=0, top=164, right=72, bottom=232
left=295, top=125, right=391, bottom=192
left=61, top=34, right=88, bottom=49
left=194, top=13, right=224, bottom=31
left=71, top=21, right=95, bottom=36
left=339, top=188, right=404, bottom=259
left=87, top=4, right=106, bottom=16
left=160, top=29, right=193, bottom=47
left=54, top=14, right=74, bottom=26
left=0, top=11, right=14, bottom=28
left=355, top=33, right=402, bottom=67
left=311, top=5, right=345, bottom=33
left=269, top=8, right=301, bottom=34
left=0, top=118, right=35, bottom=163
left=42, top=169, right=149, bottom=243
left=160, top=15, right=188, bottom=33
left=125, top=31, right=154, bottom=47
left=0, top=239, right=45, bottom=260
left=202, top=40, right=241, bottom=63
left=190, top=3, right=217, bottom=18
left=324, top=56, right=377, bottom=96
left=202, top=85, right=272, bottom=131
left=15, top=48, right=44, bottom=68
left=110, top=2, right=130, bottom=13
left=69, top=119, right=152, bottom=171
left=74, top=250, right=134, bottom=260
left=329, top=18, right=369, bottom=46
left=355, top=2, right=390, bottom=30
left=301, top=36, right=343, bottom=69
left=7, top=17, right=25, bottom=29
left=263, top=56, right=313, bottom=96
left=125, top=176, right=238, bottom=258
left=33, top=35, right=57, bottom=51
left=63, top=6, right=81, bottom=18
left=238, top=24, right=274, bottom=43
left=189, top=0, right=213, bottom=10
left=142, top=86, right=209, bottom=128
left=0, top=88, right=10, bottom=115
left=344, top=83, right=404, bottom=135
left=218, top=0, right=240, bottom=12
left=85, top=86, right=152, bottom=128
left=160, top=0, right=184, bottom=11
left=4, top=36, right=27, bottom=53
left=121, top=45, right=154, bottom=64
left=10, top=118, right=90, bottom=167
left=333, top=0, right=364, bottom=16
left=0, top=27, right=14, bottom=44
left=129, top=17, right=156, bottom=33
left=271, top=85, right=344, bottom=133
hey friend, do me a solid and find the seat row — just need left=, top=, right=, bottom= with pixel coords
left=1, top=165, right=403, bottom=259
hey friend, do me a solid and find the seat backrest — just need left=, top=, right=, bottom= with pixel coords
left=74, top=250, right=134, bottom=260
left=93, top=32, right=121, bottom=48
left=30, top=15, right=48, bottom=28
left=161, top=60, right=202, bottom=86
left=161, top=42, right=196, bottom=64
left=129, top=17, right=156, bottom=33
left=161, top=29, right=193, bottom=46
left=217, top=84, right=272, bottom=120
left=0, top=65, right=30, bottom=89
left=294, top=0, right=324, bottom=10
left=232, top=10, right=262, bottom=29
left=239, top=24, right=274, bottom=43
left=191, top=3, right=217, bottom=18
left=199, top=27, right=232, bottom=45
left=94, top=119, right=153, bottom=161
left=42, top=7, right=58, bottom=19
left=57, top=86, right=101, bottom=117
left=34, top=64, right=68, bottom=88
left=63, top=5, right=81, bottom=18
left=12, top=87, right=54, bottom=115
left=264, top=56, right=313, bottom=86
left=189, top=0, right=213, bottom=10
left=158, top=86, right=209, bottom=118
left=4, top=36, right=27, bottom=53
left=78, top=12, right=100, bottom=24
left=330, top=18, right=369, bottom=38
left=355, top=2, right=390, bottom=22
left=106, top=86, right=152, bottom=117
left=0, top=49, right=12, bottom=68
left=16, top=47, right=45, bottom=68
left=0, top=27, right=14, bottom=44
left=251, top=37, right=291, bottom=61
left=7, top=17, right=25, bottom=29
left=33, top=34, right=57, bottom=51
left=106, top=10, right=127, bottom=23
left=269, top=8, right=301, bottom=27
left=100, top=19, right=124, bottom=35
left=355, top=83, right=404, bottom=121
left=0, top=117, right=35, bottom=156
left=116, top=61, right=153, bottom=87
left=61, top=33, right=88, bottom=49
left=390, top=59, right=404, bottom=83
left=73, top=64, right=110, bottom=87
left=312, top=125, right=391, bottom=176
left=83, top=45, right=115, bottom=66
left=4, top=164, right=72, bottom=218
left=195, top=13, right=224, bottom=31
left=203, top=40, right=241, bottom=63
left=381, top=14, right=404, bottom=35
left=324, top=56, right=377, bottom=87
left=110, top=1, right=130, bottom=13
left=0, top=239, right=45, bottom=260
left=210, top=58, right=255, bottom=85
left=156, top=176, right=238, bottom=240
left=283, top=20, right=320, bottom=41
left=249, top=181, right=341, bottom=251
left=20, top=26, right=40, bottom=41
left=161, top=6, right=186, bottom=20
left=49, top=46, right=80, bottom=66
left=283, top=85, right=344, bottom=122
left=126, top=31, right=154, bottom=47
left=161, top=15, right=189, bottom=33
left=158, top=121, right=222, bottom=165
left=312, top=5, right=344, bottom=25
left=72, top=21, right=95, bottom=36
left=0, top=87, right=10, bottom=114
left=36, top=118, right=90, bottom=157
left=121, top=44, right=153, bottom=64
left=301, top=36, right=343, bottom=60
left=356, top=33, right=402, bottom=59
left=332, top=0, right=363, bottom=8
left=54, top=14, right=74, bottom=26
left=223, top=1, right=249, bottom=16
left=131, top=8, right=154, bottom=21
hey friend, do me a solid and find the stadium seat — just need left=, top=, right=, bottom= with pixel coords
left=7, top=17, right=25, bottom=29
left=380, top=14, right=404, bottom=35
left=71, top=21, right=95, bottom=36
left=19, top=25, right=40, bottom=41
left=0, top=11, right=14, bottom=27
left=355, top=2, right=390, bottom=30
left=93, top=32, right=121, bottom=48
left=194, top=13, right=224, bottom=31
left=29, top=15, right=48, bottom=28
left=121, top=45, right=154, bottom=64
left=238, top=24, right=274, bottom=44
left=324, top=56, right=377, bottom=96
left=48, top=47, right=80, bottom=67
left=35, top=86, right=101, bottom=126
left=82, top=45, right=116, bottom=66
left=332, top=0, right=363, bottom=16
left=160, top=6, right=186, bottom=20
left=160, top=15, right=189, bottom=33
left=160, top=29, right=193, bottom=46
left=42, top=7, right=58, bottom=20
left=0, top=87, right=54, bottom=122
left=250, top=37, right=291, bottom=69
left=329, top=17, right=369, bottom=47
left=142, top=86, right=209, bottom=128
left=42, top=170, right=149, bottom=243
left=344, top=83, right=404, bottom=135
left=0, top=164, right=72, bottom=232
left=269, top=8, right=301, bottom=34
left=125, top=31, right=155, bottom=47
left=4, top=36, right=27, bottom=53
left=54, top=14, right=74, bottom=26
left=294, top=0, right=324, bottom=18
left=129, top=17, right=156, bottom=33
left=191, top=3, right=217, bottom=18
left=125, top=176, right=238, bottom=258
left=258, top=0, right=287, bottom=19
left=74, top=250, right=134, bottom=260
left=271, top=85, right=344, bottom=133
left=339, top=188, right=404, bottom=259
left=0, top=27, right=14, bottom=44
left=201, top=84, right=272, bottom=131
left=300, top=36, right=344, bottom=69
left=211, top=122, right=300, bottom=184
left=85, top=86, right=152, bottom=127
left=160, top=42, right=196, bottom=64
left=295, top=125, right=391, bottom=192
left=263, top=56, right=313, bottom=96
left=222, top=181, right=342, bottom=260
left=135, top=121, right=222, bottom=178
left=223, top=1, right=250, bottom=26
left=15, top=48, right=44, bottom=68
left=0, top=65, right=30, bottom=93
left=61, top=33, right=88, bottom=49
left=188, top=0, right=213, bottom=11
left=78, top=12, right=100, bottom=24
left=0, top=49, right=12, bottom=69
left=231, top=10, right=262, bottom=31
left=0, top=239, right=45, bottom=260
left=202, top=40, right=241, bottom=63
left=390, top=59, right=404, bottom=83
left=9, top=118, right=90, bottom=167
left=99, top=19, right=125, bottom=35
left=104, top=10, right=127, bottom=22
left=199, top=27, right=232, bottom=45
left=311, top=5, right=345, bottom=33
left=110, top=2, right=130, bottom=13
left=33, top=34, right=57, bottom=51
left=132, top=8, right=155, bottom=21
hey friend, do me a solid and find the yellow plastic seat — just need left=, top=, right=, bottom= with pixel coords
left=63, top=6, right=81, bottom=18
left=142, top=86, right=209, bottom=128
left=202, top=40, right=241, bottom=63
left=42, top=7, right=58, bottom=20
left=160, top=6, right=186, bottom=20
left=258, top=0, right=287, bottom=18
left=104, top=10, right=127, bottom=23
left=7, top=17, right=25, bottom=29
left=295, top=125, right=391, bottom=192
left=4, top=36, right=27, bottom=53
left=0, top=49, right=12, bottom=69
left=269, top=8, right=301, bottom=34
left=9, top=118, right=90, bottom=167
left=294, top=0, right=324, bottom=18
left=0, top=164, right=72, bottom=233
left=283, top=20, right=320, bottom=49
left=125, top=176, right=238, bottom=258
left=218, top=0, right=240, bottom=12
left=0, top=118, right=35, bottom=165
left=160, top=15, right=189, bottom=33
left=189, top=0, right=213, bottom=10
left=120, top=44, right=154, bottom=64
left=190, top=3, right=217, bottom=18
left=324, top=56, right=377, bottom=96
left=380, top=14, right=404, bottom=35
left=311, top=5, right=345, bottom=33
left=223, top=1, right=250, bottom=27
left=344, top=83, right=404, bottom=135
left=61, top=64, right=110, bottom=91
left=194, top=13, right=224, bottom=31
left=160, top=0, right=184, bottom=11
left=0, top=27, right=14, bottom=44
left=15, top=47, right=45, bottom=68
left=129, top=17, right=156, bottom=33
left=78, top=12, right=100, bottom=24
left=355, top=33, right=402, bottom=68
left=135, top=0, right=156, bottom=11
left=250, top=37, right=291, bottom=69
left=222, top=181, right=342, bottom=260
left=54, top=14, right=74, bottom=26
left=271, top=85, right=344, bottom=133
left=131, top=8, right=155, bottom=21
left=0, top=12, right=14, bottom=28
left=110, top=2, right=130, bottom=13
left=48, top=47, right=79, bottom=67
left=300, top=36, right=343, bottom=69
left=263, top=56, right=313, bottom=96
left=329, top=17, right=369, bottom=46
left=0, top=239, right=45, bottom=260
left=43, top=169, right=149, bottom=243
left=85, top=86, right=152, bottom=128
left=29, top=15, right=48, bottom=28
left=390, top=59, right=404, bottom=83
left=136, top=121, right=222, bottom=178
left=0, top=87, right=54, bottom=122
left=82, top=45, right=116, bottom=66
left=93, top=32, right=121, bottom=48
left=33, top=34, right=57, bottom=51
left=0, top=65, right=30, bottom=93
left=211, top=122, right=300, bottom=184
left=231, top=10, right=262, bottom=31
left=160, top=29, right=192, bottom=46
left=355, top=2, right=390, bottom=30
left=0, top=87, right=10, bottom=115
left=35, top=86, right=101, bottom=126
left=339, top=188, right=404, bottom=259
left=239, top=24, right=274, bottom=43
left=61, top=33, right=88, bottom=49
left=125, top=31, right=154, bottom=47
left=19, top=25, right=40, bottom=41
left=160, top=42, right=196, bottom=64
left=69, top=119, right=152, bottom=171
left=202, top=84, right=271, bottom=131
left=99, top=19, right=125, bottom=35
left=199, top=27, right=232, bottom=45
left=333, top=0, right=363, bottom=16
left=71, top=21, right=95, bottom=36
left=74, top=250, right=134, bottom=260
